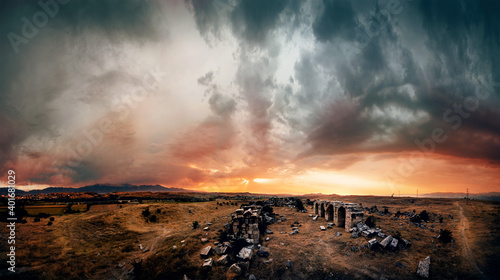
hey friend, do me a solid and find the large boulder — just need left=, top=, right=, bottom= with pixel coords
left=202, top=258, right=214, bottom=268
left=228, top=263, right=242, bottom=275
left=390, top=238, right=399, bottom=251
left=237, top=247, right=253, bottom=261
left=200, top=246, right=212, bottom=257
left=380, top=236, right=393, bottom=249
left=416, top=256, right=431, bottom=278
left=368, top=238, right=379, bottom=250
left=217, top=254, right=229, bottom=265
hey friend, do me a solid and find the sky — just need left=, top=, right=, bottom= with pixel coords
left=0, top=0, right=499, bottom=195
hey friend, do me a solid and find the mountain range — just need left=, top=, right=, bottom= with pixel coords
left=1, top=184, right=187, bottom=195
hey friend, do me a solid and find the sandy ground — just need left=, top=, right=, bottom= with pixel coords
left=0, top=197, right=498, bottom=280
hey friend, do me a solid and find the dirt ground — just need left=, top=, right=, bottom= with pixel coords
left=0, top=196, right=499, bottom=280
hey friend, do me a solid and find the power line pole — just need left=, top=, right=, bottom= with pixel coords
left=467, top=188, right=469, bottom=205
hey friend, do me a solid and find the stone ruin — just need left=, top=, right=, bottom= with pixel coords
left=313, top=200, right=364, bottom=231
left=228, top=205, right=263, bottom=243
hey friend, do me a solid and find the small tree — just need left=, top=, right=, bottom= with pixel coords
left=438, top=229, right=453, bottom=243
left=193, top=221, right=199, bottom=229
left=294, top=199, right=305, bottom=211
left=419, top=210, right=429, bottom=222
left=142, top=208, right=150, bottom=217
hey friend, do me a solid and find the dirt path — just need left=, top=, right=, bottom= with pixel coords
left=456, top=202, right=486, bottom=278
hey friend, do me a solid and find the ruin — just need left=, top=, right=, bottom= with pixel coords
left=313, top=200, right=364, bottom=231
left=229, top=205, right=263, bottom=242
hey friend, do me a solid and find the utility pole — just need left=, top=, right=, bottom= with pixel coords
left=467, top=188, right=469, bottom=205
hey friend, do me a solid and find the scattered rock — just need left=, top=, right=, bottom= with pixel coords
left=286, top=260, right=294, bottom=269
left=248, top=274, right=257, bottom=280
left=228, top=263, right=242, bottom=275
left=336, top=232, right=342, bottom=237
left=182, top=274, right=191, bottom=280
left=401, top=239, right=412, bottom=247
left=313, top=215, right=319, bottom=221
left=352, top=231, right=358, bottom=238
left=217, top=254, right=229, bottom=265
left=390, top=238, right=399, bottom=250
left=351, top=246, right=359, bottom=252
left=266, top=229, right=274, bottom=234
left=172, top=245, right=178, bottom=251
left=201, top=238, right=209, bottom=243
left=395, top=262, right=408, bottom=268
left=378, top=232, right=387, bottom=238
left=320, top=226, right=326, bottom=231
left=416, top=256, right=431, bottom=278
left=257, top=249, right=270, bottom=258
left=237, top=247, right=253, bottom=261
left=380, top=236, right=394, bottom=249
left=368, top=238, right=379, bottom=250
left=202, top=258, right=214, bottom=268
left=200, top=246, right=212, bottom=257
left=203, top=227, right=209, bottom=231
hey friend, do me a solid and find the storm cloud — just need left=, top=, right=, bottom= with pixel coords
left=1, top=0, right=499, bottom=193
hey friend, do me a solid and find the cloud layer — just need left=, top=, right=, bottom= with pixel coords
left=1, top=0, right=499, bottom=193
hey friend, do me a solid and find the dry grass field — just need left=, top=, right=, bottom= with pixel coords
left=0, top=196, right=498, bottom=280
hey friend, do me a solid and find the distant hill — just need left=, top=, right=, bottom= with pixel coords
left=0, top=184, right=187, bottom=195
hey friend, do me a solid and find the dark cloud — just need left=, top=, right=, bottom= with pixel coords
left=312, top=0, right=356, bottom=42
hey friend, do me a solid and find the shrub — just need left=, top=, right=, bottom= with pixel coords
left=438, top=229, right=453, bottom=243
left=37, top=212, right=51, bottom=218
left=47, top=221, right=53, bottom=226
left=419, top=210, right=429, bottom=222
left=410, top=215, right=421, bottom=223
left=394, top=231, right=402, bottom=241
left=142, top=208, right=150, bottom=217
left=294, top=199, right=305, bottom=211
left=365, top=215, right=376, bottom=227
left=49, top=217, right=55, bottom=221
left=34, top=217, right=40, bottom=222
left=149, top=215, right=157, bottom=223
left=192, top=221, right=199, bottom=229
left=156, top=209, right=161, bottom=214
